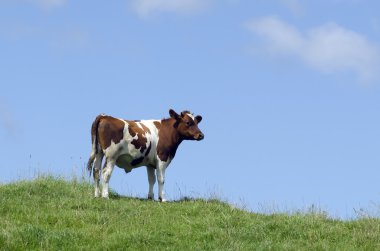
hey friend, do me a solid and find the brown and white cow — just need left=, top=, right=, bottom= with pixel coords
left=87, top=109, right=204, bottom=201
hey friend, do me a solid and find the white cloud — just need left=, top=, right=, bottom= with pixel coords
left=247, top=16, right=380, bottom=82
left=131, top=0, right=210, bottom=17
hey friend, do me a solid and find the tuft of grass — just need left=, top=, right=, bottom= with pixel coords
left=1, top=176, right=380, bottom=250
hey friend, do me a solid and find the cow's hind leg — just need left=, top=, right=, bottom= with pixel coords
left=101, top=157, right=115, bottom=199
left=146, top=165, right=156, bottom=200
left=93, top=152, right=104, bottom=198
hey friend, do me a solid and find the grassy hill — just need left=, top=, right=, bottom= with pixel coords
left=1, top=177, right=380, bottom=250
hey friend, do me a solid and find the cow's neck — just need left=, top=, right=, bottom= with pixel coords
left=157, top=118, right=183, bottom=161
left=161, top=118, right=183, bottom=149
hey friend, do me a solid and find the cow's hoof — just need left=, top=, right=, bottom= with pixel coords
left=148, top=195, right=154, bottom=200
left=159, top=197, right=167, bottom=202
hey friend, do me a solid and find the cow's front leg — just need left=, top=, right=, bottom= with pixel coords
left=101, top=158, right=115, bottom=199
left=146, top=165, right=156, bottom=200
left=157, top=162, right=167, bottom=202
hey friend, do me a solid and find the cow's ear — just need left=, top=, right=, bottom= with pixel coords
left=169, top=109, right=180, bottom=120
left=195, top=115, right=202, bottom=124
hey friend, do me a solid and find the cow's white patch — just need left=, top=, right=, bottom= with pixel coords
left=186, top=113, right=195, bottom=121
left=157, top=159, right=168, bottom=202
left=101, top=158, right=115, bottom=198
left=147, top=166, right=156, bottom=199
left=140, top=120, right=160, bottom=159
left=124, top=122, right=141, bottom=156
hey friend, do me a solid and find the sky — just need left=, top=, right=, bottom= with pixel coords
left=1, top=0, right=380, bottom=219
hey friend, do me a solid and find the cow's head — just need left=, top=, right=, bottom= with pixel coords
left=169, top=109, right=204, bottom=141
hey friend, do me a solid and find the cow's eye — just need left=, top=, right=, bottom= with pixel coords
left=186, top=122, right=191, bottom=127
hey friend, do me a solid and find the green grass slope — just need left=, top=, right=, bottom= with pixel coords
left=1, top=177, right=380, bottom=250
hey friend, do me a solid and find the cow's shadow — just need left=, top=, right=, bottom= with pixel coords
left=108, top=192, right=199, bottom=203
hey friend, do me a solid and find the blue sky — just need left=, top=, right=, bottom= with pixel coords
left=1, top=0, right=380, bottom=218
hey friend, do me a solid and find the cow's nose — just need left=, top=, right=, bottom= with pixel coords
left=198, top=133, right=204, bottom=140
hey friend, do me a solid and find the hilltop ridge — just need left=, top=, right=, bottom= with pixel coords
left=0, top=177, right=379, bottom=250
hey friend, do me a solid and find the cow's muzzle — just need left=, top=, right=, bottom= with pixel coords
left=197, top=133, right=204, bottom=141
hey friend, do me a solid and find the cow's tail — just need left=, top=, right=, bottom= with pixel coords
left=87, top=114, right=104, bottom=177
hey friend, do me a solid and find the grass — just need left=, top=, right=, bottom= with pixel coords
left=1, top=176, right=380, bottom=250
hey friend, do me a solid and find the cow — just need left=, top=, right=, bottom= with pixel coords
left=87, top=109, right=204, bottom=201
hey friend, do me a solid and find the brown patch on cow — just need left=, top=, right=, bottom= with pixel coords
left=153, top=121, right=161, bottom=130
left=127, top=121, right=149, bottom=153
left=131, top=156, right=144, bottom=166
left=156, top=118, right=182, bottom=162
left=97, top=116, right=125, bottom=150
left=90, top=114, right=104, bottom=156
